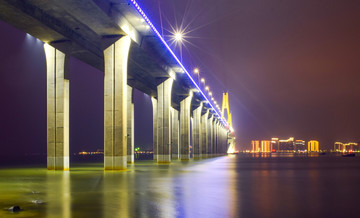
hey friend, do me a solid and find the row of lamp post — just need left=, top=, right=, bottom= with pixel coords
left=192, top=68, right=221, bottom=112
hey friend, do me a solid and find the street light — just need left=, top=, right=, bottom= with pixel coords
left=209, top=92, right=212, bottom=96
left=201, top=78, right=205, bottom=83
left=174, top=32, right=183, bottom=41
left=193, top=68, right=200, bottom=84
left=205, top=86, right=209, bottom=91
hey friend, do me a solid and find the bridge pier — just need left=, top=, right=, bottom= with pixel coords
left=213, top=119, right=217, bottom=156
left=216, top=120, right=221, bottom=155
left=44, top=44, right=70, bottom=171
left=127, top=85, right=134, bottom=164
left=171, top=108, right=179, bottom=159
left=156, top=78, right=173, bottom=163
left=151, top=98, right=158, bottom=160
left=213, top=119, right=218, bottom=156
left=180, top=93, right=192, bottom=160
left=208, top=114, right=214, bottom=157
left=201, top=109, right=209, bottom=158
left=103, top=36, right=131, bottom=170
left=192, top=103, right=203, bottom=159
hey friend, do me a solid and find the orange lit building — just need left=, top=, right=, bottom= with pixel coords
left=308, top=140, right=319, bottom=152
left=334, top=142, right=358, bottom=152
left=252, top=140, right=260, bottom=152
left=261, top=140, right=272, bottom=152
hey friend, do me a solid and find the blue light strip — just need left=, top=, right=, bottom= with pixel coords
left=129, top=0, right=229, bottom=127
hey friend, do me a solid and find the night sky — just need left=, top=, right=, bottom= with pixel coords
left=0, top=0, right=359, bottom=155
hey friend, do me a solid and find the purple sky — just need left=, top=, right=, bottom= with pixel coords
left=0, top=0, right=360, bottom=155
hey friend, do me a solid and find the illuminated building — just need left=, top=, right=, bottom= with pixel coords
left=278, top=137, right=294, bottom=151
left=295, top=140, right=306, bottom=151
left=252, top=140, right=260, bottom=152
left=334, top=142, right=358, bottom=152
left=78, top=149, right=104, bottom=155
left=261, top=140, right=272, bottom=152
left=271, top=138, right=279, bottom=151
left=308, top=140, right=319, bottom=152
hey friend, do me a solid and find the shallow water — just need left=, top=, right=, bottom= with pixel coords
left=0, top=155, right=360, bottom=217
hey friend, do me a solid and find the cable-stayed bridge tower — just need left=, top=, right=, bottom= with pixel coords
left=221, top=92, right=236, bottom=153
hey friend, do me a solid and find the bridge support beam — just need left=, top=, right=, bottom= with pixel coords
left=208, top=114, right=214, bottom=157
left=214, top=119, right=220, bottom=156
left=193, top=103, right=203, bottom=159
left=104, top=36, right=131, bottom=170
left=45, top=44, right=69, bottom=171
left=219, top=126, right=223, bottom=154
left=216, top=121, right=220, bottom=156
left=127, top=85, right=134, bottom=164
left=213, top=119, right=217, bottom=156
left=201, top=109, right=209, bottom=158
left=171, top=108, right=179, bottom=159
left=151, top=98, right=158, bottom=160
left=180, top=93, right=192, bottom=160
left=157, top=78, right=173, bottom=163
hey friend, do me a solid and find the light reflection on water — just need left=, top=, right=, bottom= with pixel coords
left=0, top=157, right=236, bottom=218
left=1, top=155, right=360, bottom=217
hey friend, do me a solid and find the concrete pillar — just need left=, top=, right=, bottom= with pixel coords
left=201, top=109, right=209, bottom=158
left=44, top=44, right=69, bottom=171
left=151, top=98, right=158, bottom=160
left=127, top=85, right=134, bottom=163
left=104, top=36, right=131, bottom=170
left=192, top=103, right=203, bottom=159
left=157, top=78, right=174, bottom=163
left=208, top=114, right=214, bottom=157
left=219, top=123, right=222, bottom=154
left=180, top=94, right=192, bottom=160
left=214, top=119, right=218, bottom=156
left=171, top=108, right=179, bottom=159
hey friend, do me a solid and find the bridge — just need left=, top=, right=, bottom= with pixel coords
left=0, top=0, right=232, bottom=170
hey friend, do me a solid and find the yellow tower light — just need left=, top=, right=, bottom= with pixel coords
left=221, top=92, right=233, bottom=128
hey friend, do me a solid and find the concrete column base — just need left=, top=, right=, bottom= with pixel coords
left=157, top=155, right=171, bottom=164
left=127, top=155, right=134, bottom=164
left=193, top=154, right=202, bottom=159
left=180, top=154, right=190, bottom=160
left=47, top=157, right=69, bottom=171
left=104, top=156, right=127, bottom=170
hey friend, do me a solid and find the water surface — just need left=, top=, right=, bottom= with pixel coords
left=1, top=155, right=359, bottom=217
